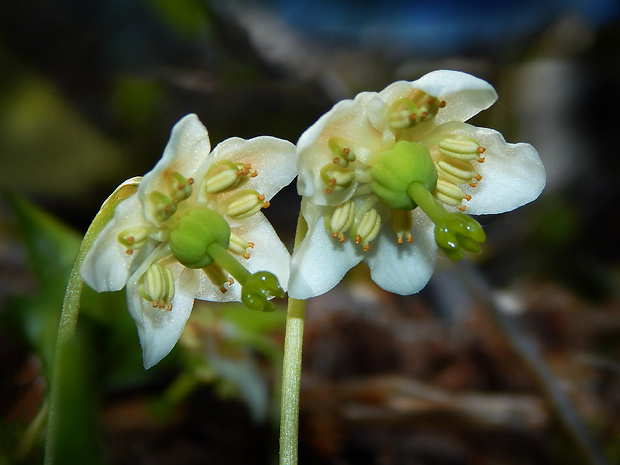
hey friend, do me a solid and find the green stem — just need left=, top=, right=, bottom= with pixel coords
left=407, top=181, right=449, bottom=224
left=206, top=242, right=252, bottom=285
left=44, top=178, right=140, bottom=465
left=279, top=212, right=308, bottom=465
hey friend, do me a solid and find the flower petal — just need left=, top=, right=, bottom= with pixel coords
left=296, top=92, right=386, bottom=205
left=385, top=70, right=499, bottom=124
left=126, top=260, right=200, bottom=369
left=80, top=194, right=154, bottom=292
left=139, top=114, right=212, bottom=223
left=429, top=122, right=546, bottom=215
left=365, top=209, right=438, bottom=294
left=208, top=136, right=297, bottom=201
left=288, top=201, right=365, bottom=299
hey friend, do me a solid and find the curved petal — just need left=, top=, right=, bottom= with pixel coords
left=366, top=209, right=438, bottom=294
left=380, top=70, right=498, bottom=125
left=126, top=260, right=200, bottom=369
left=288, top=201, right=364, bottom=299
left=208, top=136, right=297, bottom=202
left=139, top=114, right=212, bottom=223
left=80, top=195, right=155, bottom=292
left=233, top=213, right=291, bottom=289
left=296, top=91, right=385, bottom=205
left=428, top=122, right=546, bottom=215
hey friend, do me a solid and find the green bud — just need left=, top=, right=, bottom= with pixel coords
left=241, top=271, right=285, bottom=312
left=371, top=140, right=437, bottom=210
left=169, top=209, right=231, bottom=268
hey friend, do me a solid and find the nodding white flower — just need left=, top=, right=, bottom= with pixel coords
left=289, top=70, right=545, bottom=299
left=81, top=114, right=296, bottom=368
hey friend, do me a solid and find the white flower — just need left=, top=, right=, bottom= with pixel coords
left=81, top=114, right=296, bottom=368
left=289, top=70, right=545, bottom=299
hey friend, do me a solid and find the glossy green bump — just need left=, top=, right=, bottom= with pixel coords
left=241, top=271, right=285, bottom=312
left=169, top=209, right=231, bottom=268
left=371, top=140, right=437, bottom=210
left=434, top=213, right=486, bottom=261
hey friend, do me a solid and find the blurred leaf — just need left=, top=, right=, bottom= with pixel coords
left=148, top=0, right=212, bottom=39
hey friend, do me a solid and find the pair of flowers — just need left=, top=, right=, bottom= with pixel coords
left=81, top=70, right=546, bottom=368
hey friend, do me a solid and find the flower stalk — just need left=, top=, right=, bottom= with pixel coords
left=279, top=213, right=308, bottom=465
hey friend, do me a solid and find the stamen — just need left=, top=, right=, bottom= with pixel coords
left=203, top=263, right=232, bottom=293
left=438, top=137, right=484, bottom=161
left=225, top=190, right=269, bottom=219
left=352, top=208, right=382, bottom=251
left=328, top=138, right=357, bottom=167
left=389, top=91, right=443, bottom=129
left=433, top=179, right=468, bottom=207
left=205, top=160, right=254, bottom=194
left=169, top=172, right=193, bottom=202
left=390, top=209, right=413, bottom=245
left=228, top=232, right=253, bottom=259
left=149, top=191, right=177, bottom=222
left=326, top=200, right=355, bottom=241
left=117, top=226, right=149, bottom=253
left=139, top=262, right=175, bottom=311
left=320, top=163, right=356, bottom=192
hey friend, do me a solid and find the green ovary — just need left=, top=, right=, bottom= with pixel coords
left=169, top=209, right=231, bottom=268
left=371, top=140, right=437, bottom=210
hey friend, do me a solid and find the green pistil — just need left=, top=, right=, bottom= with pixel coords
left=205, top=241, right=251, bottom=285
left=206, top=242, right=284, bottom=312
left=408, top=182, right=486, bottom=260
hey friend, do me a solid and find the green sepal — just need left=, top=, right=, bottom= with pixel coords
left=371, top=140, right=437, bottom=210
left=169, top=209, right=231, bottom=268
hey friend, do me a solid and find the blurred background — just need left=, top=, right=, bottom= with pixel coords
left=1, top=0, right=620, bottom=463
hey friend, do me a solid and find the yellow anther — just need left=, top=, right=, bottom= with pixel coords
left=225, top=190, right=269, bottom=219
left=320, top=163, right=356, bottom=192
left=203, top=263, right=232, bottom=293
left=228, top=232, right=253, bottom=258
left=205, top=160, right=256, bottom=194
left=389, top=91, right=443, bottom=129
left=325, top=201, right=356, bottom=241
left=149, top=191, right=177, bottom=222
left=352, top=208, right=381, bottom=250
left=436, top=158, right=478, bottom=185
left=139, top=262, right=175, bottom=311
left=433, top=179, right=468, bottom=207
left=390, top=209, right=413, bottom=245
left=169, top=171, right=194, bottom=202
left=328, top=137, right=357, bottom=167
left=438, top=137, right=484, bottom=161
left=117, top=226, right=149, bottom=253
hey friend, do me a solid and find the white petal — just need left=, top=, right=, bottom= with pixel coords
left=380, top=70, right=498, bottom=125
left=430, top=122, right=546, bottom=215
left=296, top=91, right=386, bottom=205
left=80, top=195, right=154, bottom=292
left=127, top=261, right=200, bottom=369
left=233, top=213, right=291, bottom=289
left=195, top=212, right=291, bottom=302
left=139, top=114, right=212, bottom=222
left=366, top=210, right=438, bottom=295
left=288, top=201, right=364, bottom=299
left=208, top=136, right=297, bottom=201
